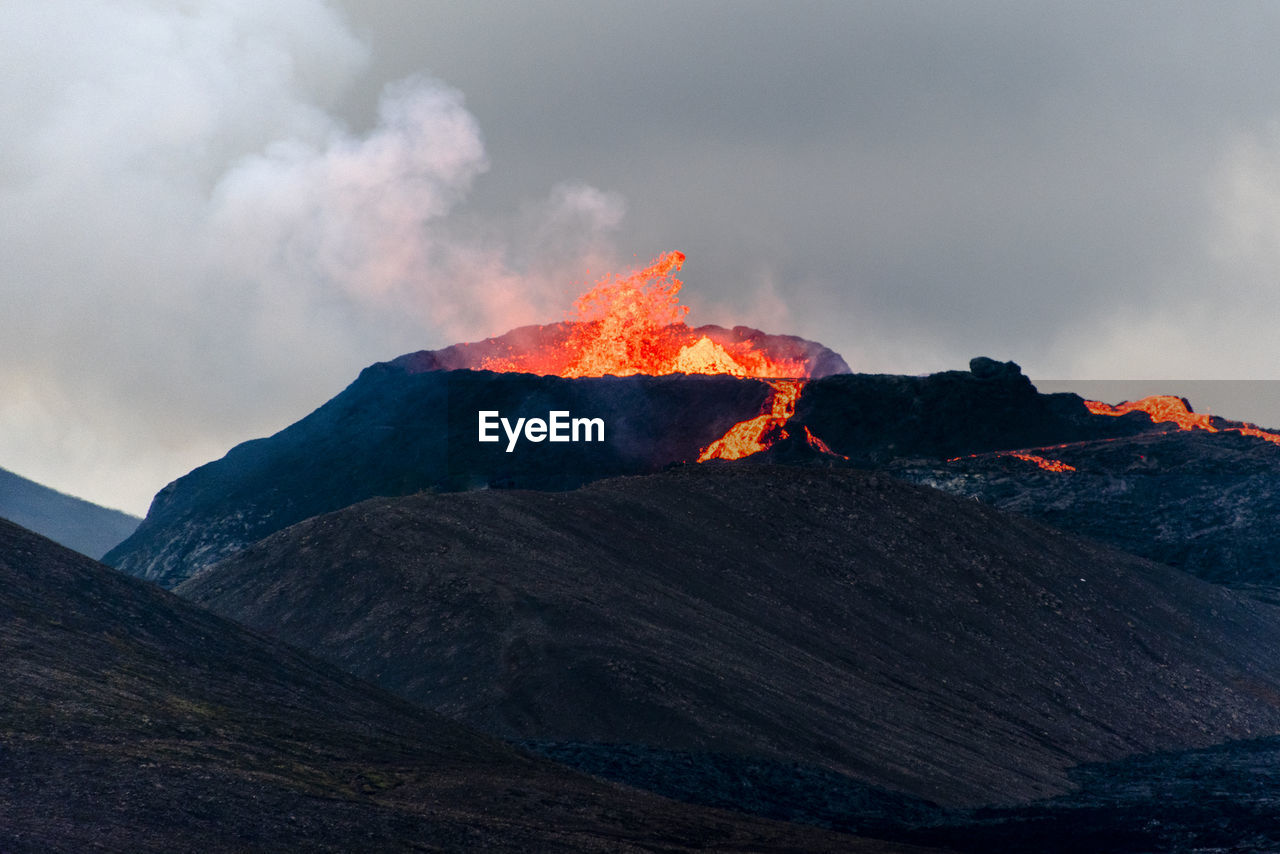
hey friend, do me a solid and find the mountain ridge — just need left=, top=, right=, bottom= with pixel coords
left=180, top=464, right=1280, bottom=808
left=0, top=511, right=922, bottom=852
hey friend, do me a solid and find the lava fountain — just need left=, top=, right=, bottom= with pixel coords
left=478, top=251, right=812, bottom=379
left=461, top=251, right=846, bottom=461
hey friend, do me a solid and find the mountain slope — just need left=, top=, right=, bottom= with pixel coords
left=0, top=514, right=925, bottom=853
left=180, top=464, right=1280, bottom=808
left=0, top=465, right=138, bottom=558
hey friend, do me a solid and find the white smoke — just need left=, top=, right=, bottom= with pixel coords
left=0, top=0, right=624, bottom=514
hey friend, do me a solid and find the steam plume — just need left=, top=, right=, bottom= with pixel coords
left=0, top=0, right=623, bottom=514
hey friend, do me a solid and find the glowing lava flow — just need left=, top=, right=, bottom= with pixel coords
left=948, top=448, right=1078, bottom=472
left=479, top=251, right=809, bottom=378
left=698, top=380, right=802, bottom=462
left=1085, top=395, right=1280, bottom=446
left=696, top=380, right=847, bottom=462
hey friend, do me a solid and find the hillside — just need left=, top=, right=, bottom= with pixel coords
left=0, top=464, right=138, bottom=558
left=892, top=428, right=1280, bottom=596
left=0, top=514, right=924, bottom=853
left=179, top=464, right=1280, bottom=809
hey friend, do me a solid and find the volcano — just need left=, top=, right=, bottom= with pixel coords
left=105, top=253, right=1166, bottom=586
left=103, top=252, right=1280, bottom=601
left=104, top=355, right=1164, bottom=587
left=89, top=248, right=1280, bottom=849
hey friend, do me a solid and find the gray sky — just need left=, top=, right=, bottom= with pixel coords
left=5, top=1, right=1280, bottom=515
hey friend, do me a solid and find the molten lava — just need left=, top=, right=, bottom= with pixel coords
left=1086, top=395, right=1280, bottom=446
left=479, top=251, right=809, bottom=379
left=948, top=448, right=1078, bottom=472
left=698, top=380, right=802, bottom=462
left=697, top=380, right=847, bottom=462
left=803, top=426, right=846, bottom=458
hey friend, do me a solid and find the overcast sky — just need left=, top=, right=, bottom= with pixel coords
left=5, top=1, right=1280, bottom=515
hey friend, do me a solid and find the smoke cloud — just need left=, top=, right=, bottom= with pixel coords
left=0, top=0, right=623, bottom=514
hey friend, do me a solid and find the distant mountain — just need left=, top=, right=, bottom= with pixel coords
left=0, top=464, right=138, bottom=559
left=0, top=514, right=923, bottom=853
left=179, top=465, right=1280, bottom=810
left=106, top=356, right=1153, bottom=587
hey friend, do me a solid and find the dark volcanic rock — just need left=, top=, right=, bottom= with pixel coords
left=107, top=357, right=1158, bottom=588
left=796, top=361, right=1152, bottom=466
left=0, top=465, right=138, bottom=559
left=524, top=737, right=1280, bottom=853
left=891, top=428, right=1280, bottom=594
left=901, top=735, right=1280, bottom=853
left=0, top=516, right=924, bottom=853
left=106, top=368, right=773, bottom=587
left=180, top=465, right=1280, bottom=808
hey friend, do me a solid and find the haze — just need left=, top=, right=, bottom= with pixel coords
left=4, top=0, right=1280, bottom=514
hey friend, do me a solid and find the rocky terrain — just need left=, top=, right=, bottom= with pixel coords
left=892, top=427, right=1280, bottom=599
left=180, top=465, right=1280, bottom=812
left=1, top=513, right=935, bottom=853
left=0, top=464, right=138, bottom=558
left=523, top=736, right=1280, bottom=852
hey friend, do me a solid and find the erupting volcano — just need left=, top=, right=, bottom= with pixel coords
left=399, top=251, right=852, bottom=463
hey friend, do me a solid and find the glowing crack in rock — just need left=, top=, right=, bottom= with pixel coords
left=1005, top=452, right=1076, bottom=473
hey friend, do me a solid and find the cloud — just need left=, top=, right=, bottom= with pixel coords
left=328, top=1, right=1280, bottom=383
left=0, top=0, right=625, bottom=514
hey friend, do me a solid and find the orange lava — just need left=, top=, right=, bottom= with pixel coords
left=1086, top=395, right=1280, bottom=446
left=804, top=425, right=849, bottom=460
left=479, top=251, right=808, bottom=378
left=697, top=381, right=845, bottom=462
left=1004, top=452, right=1076, bottom=473
left=1084, top=396, right=1218, bottom=432
left=698, top=380, right=802, bottom=462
